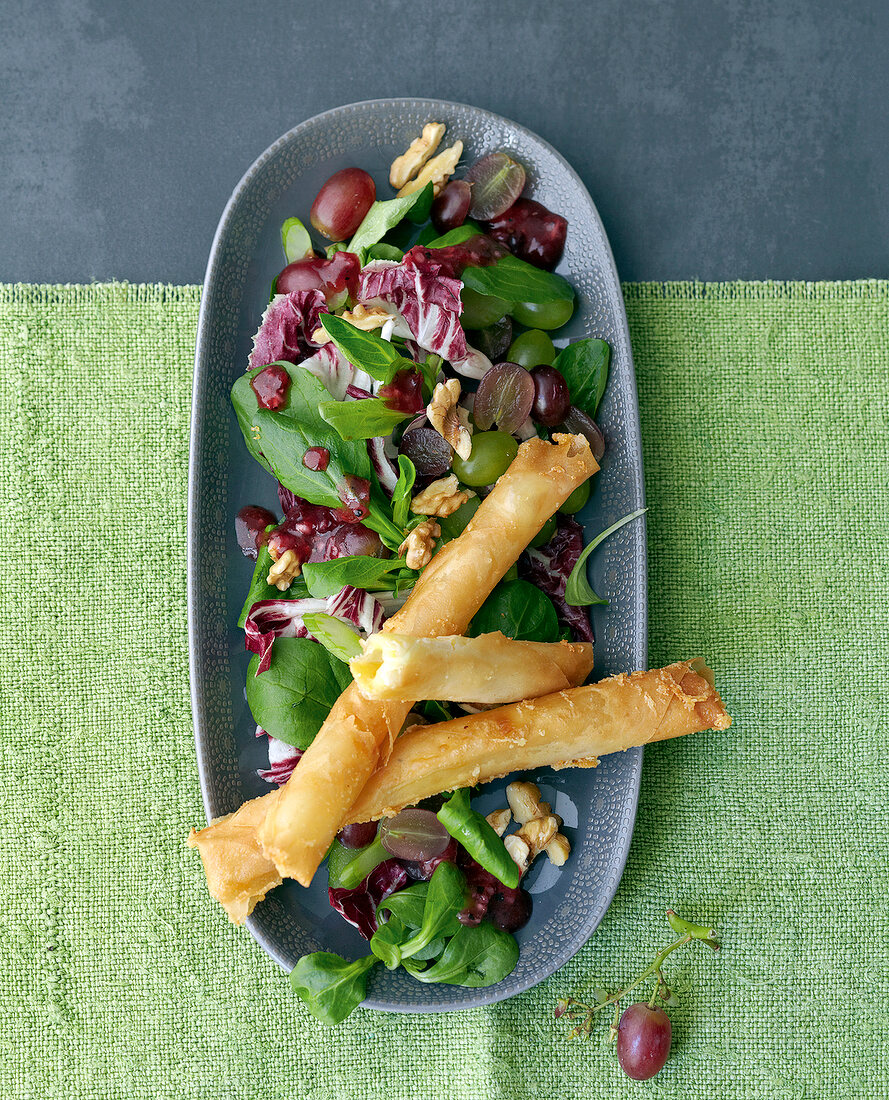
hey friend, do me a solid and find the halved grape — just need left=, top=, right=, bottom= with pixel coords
left=465, top=153, right=527, bottom=220
left=380, top=808, right=450, bottom=862
left=507, top=328, right=556, bottom=368
left=560, top=406, right=605, bottom=462
left=337, top=821, right=378, bottom=849
left=399, top=424, right=453, bottom=477
left=310, top=167, right=376, bottom=240
left=530, top=364, right=571, bottom=426
left=431, top=180, right=472, bottom=233
left=468, top=315, right=513, bottom=362
left=473, top=363, right=535, bottom=434
left=461, top=286, right=509, bottom=329
left=452, top=431, right=519, bottom=487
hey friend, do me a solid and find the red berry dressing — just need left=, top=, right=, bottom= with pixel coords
left=379, top=369, right=424, bottom=414
left=250, top=363, right=291, bottom=410
left=335, top=475, right=371, bottom=524
left=484, top=198, right=568, bottom=270
left=235, top=505, right=278, bottom=560
left=302, top=446, right=330, bottom=471
left=266, top=496, right=381, bottom=566
left=404, top=234, right=507, bottom=279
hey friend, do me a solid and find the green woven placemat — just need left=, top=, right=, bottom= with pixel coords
left=1, top=281, right=886, bottom=1099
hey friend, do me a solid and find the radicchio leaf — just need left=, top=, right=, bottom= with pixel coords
left=328, top=859, right=411, bottom=940
left=359, top=257, right=484, bottom=375
left=248, top=289, right=329, bottom=370
left=297, top=343, right=374, bottom=400
left=519, top=516, right=594, bottom=642
left=256, top=728, right=304, bottom=786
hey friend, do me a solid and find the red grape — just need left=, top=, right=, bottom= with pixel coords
left=560, top=406, right=605, bottom=462
left=399, top=424, right=453, bottom=477
left=379, top=808, right=450, bottom=861
left=468, top=315, right=513, bottom=362
left=337, top=821, right=378, bottom=849
left=485, top=197, right=568, bottom=269
left=310, top=167, right=376, bottom=240
left=473, top=362, right=535, bottom=434
left=616, top=1003, right=672, bottom=1080
left=530, top=365, right=571, bottom=426
left=431, top=180, right=472, bottom=233
left=464, top=153, right=526, bottom=220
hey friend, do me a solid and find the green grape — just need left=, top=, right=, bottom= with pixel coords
left=507, top=328, right=556, bottom=368
left=560, top=478, right=591, bottom=514
left=438, top=495, right=481, bottom=539
left=452, top=431, right=519, bottom=487
left=530, top=514, right=557, bottom=547
left=511, top=297, right=575, bottom=331
left=461, top=287, right=510, bottom=329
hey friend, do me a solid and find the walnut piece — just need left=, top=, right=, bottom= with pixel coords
left=266, top=549, right=301, bottom=591
left=427, top=379, right=472, bottom=460
left=515, top=814, right=559, bottom=857
left=504, top=834, right=531, bottom=875
left=396, top=141, right=463, bottom=198
left=389, top=122, right=447, bottom=190
left=545, top=834, right=571, bottom=867
left=506, top=781, right=543, bottom=825
left=398, top=519, right=441, bottom=570
left=410, top=474, right=476, bottom=518
left=486, top=808, right=512, bottom=837
left=505, top=780, right=571, bottom=869
left=313, top=304, right=391, bottom=344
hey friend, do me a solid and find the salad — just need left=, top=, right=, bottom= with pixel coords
left=188, top=121, right=730, bottom=1024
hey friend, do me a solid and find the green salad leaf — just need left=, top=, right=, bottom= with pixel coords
left=565, top=508, right=648, bottom=607
left=468, top=579, right=560, bottom=642
left=404, top=922, right=519, bottom=987
left=232, top=363, right=369, bottom=511
left=391, top=456, right=417, bottom=530
left=319, top=396, right=413, bottom=441
left=425, top=223, right=483, bottom=248
left=301, top=555, right=406, bottom=598
left=437, top=789, right=520, bottom=889
left=245, top=637, right=352, bottom=749
left=289, top=952, right=377, bottom=1025
left=317, top=315, right=408, bottom=384
left=348, top=183, right=434, bottom=254
left=553, top=338, right=611, bottom=418
left=461, top=253, right=575, bottom=306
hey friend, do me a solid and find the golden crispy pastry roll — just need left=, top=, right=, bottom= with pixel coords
left=345, top=660, right=730, bottom=822
left=350, top=632, right=594, bottom=703
left=186, top=794, right=284, bottom=925
left=255, top=434, right=598, bottom=887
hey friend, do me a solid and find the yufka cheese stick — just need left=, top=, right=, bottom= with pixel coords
left=251, top=434, right=598, bottom=887
left=350, top=632, right=594, bottom=703
left=344, top=660, right=730, bottom=823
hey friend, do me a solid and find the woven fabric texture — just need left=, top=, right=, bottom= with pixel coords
left=0, top=281, right=886, bottom=1099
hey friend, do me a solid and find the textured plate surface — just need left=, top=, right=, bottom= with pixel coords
left=189, top=98, right=646, bottom=1012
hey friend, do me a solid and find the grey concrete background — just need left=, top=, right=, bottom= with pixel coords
left=2, top=0, right=886, bottom=285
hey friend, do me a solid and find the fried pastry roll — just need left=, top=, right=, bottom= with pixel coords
left=251, top=434, right=598, bottom=887
left=350, top=632, right=594, bottom=703
left=345, top=660, right=730, bottom=823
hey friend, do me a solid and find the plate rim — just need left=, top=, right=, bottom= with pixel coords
left=189, top=97, right=647, bottom=1013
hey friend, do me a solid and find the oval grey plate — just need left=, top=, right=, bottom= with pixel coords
left=189, top=98, right=646, bottom=1012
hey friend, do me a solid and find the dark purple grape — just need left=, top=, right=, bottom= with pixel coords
left=399, top=424, right=453, bottom=476
left=530, top=365, right=571, bottom=426
left=337, top=821, right=378, bottom=849
left=310, top=168, right=376, bottom=240
left=560, top=406, right=605, bottom=462
left=464, top=153, right=527, bottom=220
left=235, top=505, right=277, bottom=559
left=379, top=808, right=450, bottom=861
left=431, top=180, right=472, bottom=233
left=616, top=1003, right=672, bottom=1080
left=485, top=197, right=568, bottom=269
left=473, top=362, right=535, bottom=434
left=487, top=888, right=533, bottom=933
left=469, top=315, right=513, bottom=362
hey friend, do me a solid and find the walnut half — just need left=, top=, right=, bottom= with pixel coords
left=389, top=122, right=446, bottom=190
left=398, top=519, right=440, bottom=570
left=410, top=474, right=475, bottom=519
left=427, top=379, right=472, bottom=460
